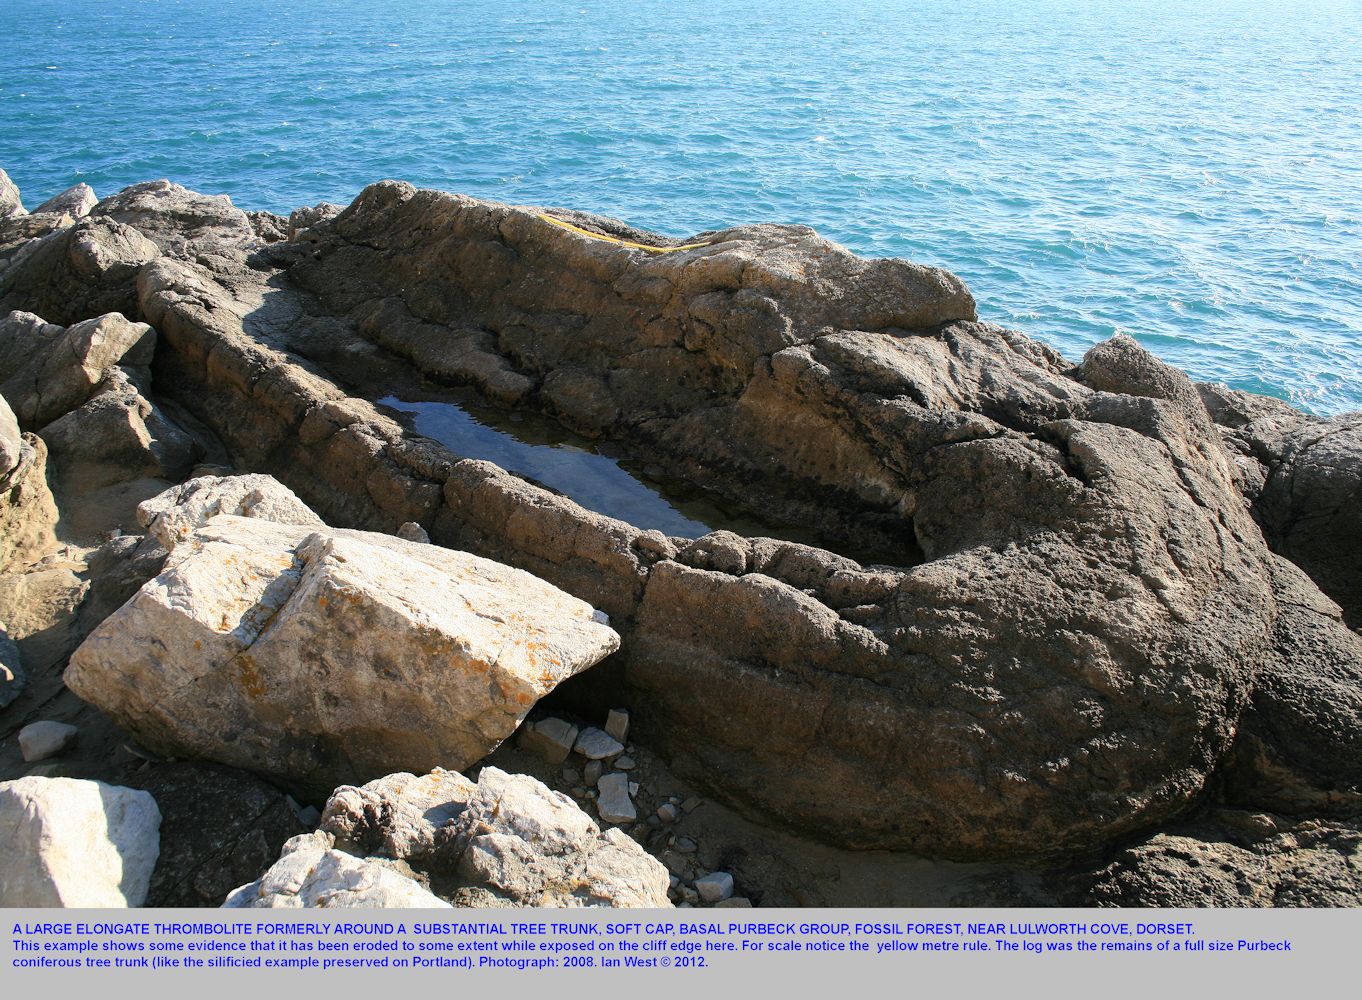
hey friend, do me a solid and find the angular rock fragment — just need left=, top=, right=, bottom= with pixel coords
left=136, top=473, right=323, bottom=552
left=518, top=716, right=580, bottom=765
left=18, top=721, right=78, bottom=761
left=595, top=771, right=636, bottom=825
left=66, top=516, right=621, bottom=797
left=0, top=776, right=161, bottom=907
left=604, top=707, right=630, bottom=743
left=573, top=727, right=624, bottom=760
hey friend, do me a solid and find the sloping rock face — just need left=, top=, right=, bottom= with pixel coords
left=65, top=516, right=621, bottom=798
left=0, top=776, right=162, bottom=907
left=0, top=424, right=60, bottom=573
left=0, top=310, right=156, bottom=429
left=0, top=169, right=23, bottom=220
left=34, top=184, right=97, bottom=219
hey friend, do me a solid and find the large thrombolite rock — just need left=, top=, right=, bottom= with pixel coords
left=1, top=176, right=1352, bottom=862
left=236, top=766, right=671, bottom=908
left=65, top=515, right=621, bottom=798
left=0, top=776, right=162, bottom=907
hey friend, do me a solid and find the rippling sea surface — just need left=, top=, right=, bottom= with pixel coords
left=3, top=0, right=1359, bottom=412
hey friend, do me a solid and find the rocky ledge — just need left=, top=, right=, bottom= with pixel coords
left=0, top=165, right=1359, bottom=908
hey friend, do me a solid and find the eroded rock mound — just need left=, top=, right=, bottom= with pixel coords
left=66, top=516, right=621, bottom=798
left=316, top=766, right=671, bottom=907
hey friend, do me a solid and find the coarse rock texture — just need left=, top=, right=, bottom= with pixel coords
left=0, top=172, right=1357, bottom=870
left=1222, top=557, right=1362, bottom=815
left=288, top=202, right=343, bottom=239
left=0, top=310, right=156, bottom=428
left=1256, top=415, right=1362, bottom=631
left=136, top=473, right=323, bottom=551
left=34, top=183, right=98, bottom=220
left=0, top=213, right=74, bottom=273
left=59, top=178, right=1354, bottom=860
left=224, top=829, right=451, bottom=908
left=1087, top=811, right=1362, bottom=907
left=0, top=775, right=161, bottom=907
left=319, top=766, right=671, bottom=907
left=65, top=516, right=622, bottom=798
left=127, top=762, right=305, bottom=907
left=0, top=392, right=20, bottom=477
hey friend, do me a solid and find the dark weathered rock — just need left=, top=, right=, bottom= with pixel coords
left=123, top=762, right=305, bottom=908
left=287, top=202, right=343, bottom=239
left=1222, top=556, right=1362, bottom=815
left=0, top=212, right=73, bottom=273
left=0, top=623, right=22, bottom=710
left=1088, top=812, right=1362, bottom=906
left=247, top=210, right=289, bottom=243
left=1256, top=415, right=1362, bottom=630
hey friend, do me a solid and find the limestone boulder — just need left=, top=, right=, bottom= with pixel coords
left=137, top=473, right=323, bottom=551
left=65, top=516, right=621, bottom=797
left=0, top=776, right=161, bottom=907
left=0, top=310, right=156, bottom=428
left=0, top=213, right=73, bottom=273
left=288, top=202, right=343, bottom=239
left=320, top=766, right=671, bottom=907
left=34, top=183, right=98, bottom=219
left=224, top=830, right=450, bottom=908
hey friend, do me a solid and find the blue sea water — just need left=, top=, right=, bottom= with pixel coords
left=2, top=0, right=1360, bottom=413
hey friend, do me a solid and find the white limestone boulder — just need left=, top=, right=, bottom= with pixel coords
left=0, top=776, right=161, bottom=907
left=65, top=516, right=621, bottom=797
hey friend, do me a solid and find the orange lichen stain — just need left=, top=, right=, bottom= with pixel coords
left=515, top=691, right=532, bottom=705
left=318, top=596, right=329, bottom=608
left=236, top=654, right=266, bottom=699
left=193, top=640, right=202, bottom=651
